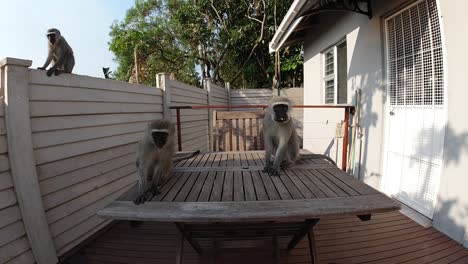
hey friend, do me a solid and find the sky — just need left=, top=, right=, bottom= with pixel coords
left=0, top=0, right=135, bottom=78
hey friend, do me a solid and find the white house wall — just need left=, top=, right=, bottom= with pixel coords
left=433, top=0, right=468, bottom=246
left=303, top=0, right=468, bottom=245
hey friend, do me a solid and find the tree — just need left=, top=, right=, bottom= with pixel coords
left=109, top=0, right=302, bottom=88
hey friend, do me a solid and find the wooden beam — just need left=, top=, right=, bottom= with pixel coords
left=2, top=59, right=58, bottom=264
left=175, top=223, right=203, bottom=254
left=307, top=227, right=318, bottom=264
left=98, top=194, right=401, bottom=223
left=287, top=219, right=319, bottom=251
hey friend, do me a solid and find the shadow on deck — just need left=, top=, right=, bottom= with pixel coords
left=65, top=211, right=468, bottom=264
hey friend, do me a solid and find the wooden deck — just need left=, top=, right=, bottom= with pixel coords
left=66, top=211, right=468, bottom=264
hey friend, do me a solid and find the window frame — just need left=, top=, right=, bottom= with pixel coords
left=322, top=39, right=347, bottom=105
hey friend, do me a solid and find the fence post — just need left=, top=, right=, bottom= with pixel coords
left=205, top=79, right=213, bottom=151
left=0, top=58, right=58, bottom=264
left=226, top=82, right=231, bottom=110
left=157, top=73, right=172, bottom=120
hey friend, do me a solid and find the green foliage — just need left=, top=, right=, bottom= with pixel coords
left=109, top=0, right=303, bottom=88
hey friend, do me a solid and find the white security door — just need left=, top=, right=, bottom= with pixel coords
left=383, top=0, right=446, bottom=218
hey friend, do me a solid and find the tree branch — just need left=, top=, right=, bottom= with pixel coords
left=229, top=0, right=266, bottom=84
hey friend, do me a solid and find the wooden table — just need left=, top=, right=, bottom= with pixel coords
left=98, top=151, right=400, bottom=263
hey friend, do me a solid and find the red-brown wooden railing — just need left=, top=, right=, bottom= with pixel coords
left=169, top=105, right=355, bottom=171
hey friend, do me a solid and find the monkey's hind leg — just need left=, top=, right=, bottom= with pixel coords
left=55, top=53, right=75, bottom=76
left=63, top=53, right=75, bottom=74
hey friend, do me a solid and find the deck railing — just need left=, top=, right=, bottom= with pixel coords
left=170, top=105, right=355, bottom=171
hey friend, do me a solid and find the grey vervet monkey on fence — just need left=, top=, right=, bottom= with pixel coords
left=38, top=28, right=75, bottom=77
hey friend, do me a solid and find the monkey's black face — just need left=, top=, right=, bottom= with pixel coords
left=273, top=104, right=289, bottom=123
left=47, top=34, right=56, bottom=45
left=152, top=132, right=168, bottom=148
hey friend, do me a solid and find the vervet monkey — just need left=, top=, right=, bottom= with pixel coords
left=133, top=119, right=200, bottom=205
left=263, top=97, right=336, bottom=176
left=37, top=28, right=75, bottom=76
left=263, top=97, right=300, bottom=176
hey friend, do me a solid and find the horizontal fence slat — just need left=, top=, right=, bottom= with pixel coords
left=29, top=84, right=162, bottom=104
left=43, top=164, right=136, bottom=210
left=33, top=122, right=147, bottom=149
left=46, top=176, right=136, bottom=223
left=40, top=153, right=135, bottom=195
left=0, top=171, right=13, bottom=191
left=0, top=188, right=17, bottom=210
left=56, top=219, right=111, bottom=257
left=31, top=113, right=162, bottom=132
left=30, top=101, right=162, bottom=117
left=37, top=143, right=136, bottom=181
left=0, top=206, right=21, bottom=230
left=0, top=221, right=25, bottom=248
left=0, top=236, right=31, bottom=263
left=34, top=132, right=141, bottom=165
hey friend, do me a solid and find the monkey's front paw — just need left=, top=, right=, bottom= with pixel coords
left=46, top=69, right=54, bottom=77
left=54, top=69, right=63, bottom=76
left=269, top=168, right=280, bottom=176
left=133, top=195, right=146, bottom=205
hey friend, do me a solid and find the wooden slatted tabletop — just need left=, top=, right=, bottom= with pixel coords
left=98, top=151, right=400, bottom=222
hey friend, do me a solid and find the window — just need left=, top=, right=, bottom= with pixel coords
left=323, top=41, right=348, bottom=104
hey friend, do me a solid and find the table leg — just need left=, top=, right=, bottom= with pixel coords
left=273, top=233, right=280, bottom=264
left=176, top=230, right=184, bottom=264
left=175, top=223, right=203, bottom=254
left=287, top=219, right=319, bottom=251
left=307, top=228, right=318, bottom=264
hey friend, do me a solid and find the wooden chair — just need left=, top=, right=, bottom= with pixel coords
left=211, top=110, right=265, bottom=151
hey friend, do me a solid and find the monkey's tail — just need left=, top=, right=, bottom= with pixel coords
left=172, top=150, right=201, bottom=163
left=300, top=153, right=337, bottom=166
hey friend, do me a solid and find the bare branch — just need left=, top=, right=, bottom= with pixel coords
left=211, top=0, right=228, bottom=33
left=229, top=0, right=266, bottom=83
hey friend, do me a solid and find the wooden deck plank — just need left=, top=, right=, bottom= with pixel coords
left=282, top=170, right=315, bottom=199
left=319, top=229, right=443, bottom=261
left=185, top=172, right=208, bottom=202
left=325, top=167, right=379, bottom=195
left=251, top=171, right=269, bottom=201
left=161, top=172, right=191, bottom=202
left=278, top=172, right=305, bottom=199
left=173, top=172, right=200, bottom=202
left=221, top=171, right=234, bottom=201
left=311, top=169, right=349, bottom=197
left=403, top=244, right=466, bottom=264
left=305, top=169, right=340, bottom=198
left=155, top=172, right=184, bottom=202
left=431, top=249, right=468, bottom=264
left=451, top=255, right=468, bottom=264
left=317, top=169, right=360, bottom=196
left=243, top=172, right=257, bottom=201
left=233, top=171, right=244, bottom=201
left=259, top=170, right=280, bottom=200
left=290, top=169, right=326, bottom=198
left=198, top=171, right=216, bottom=202
left=270, top=173, right=292, bottom=200
left=209, top=172, right=224, bottom=202
left=361, top=238, right=454, bottom=264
